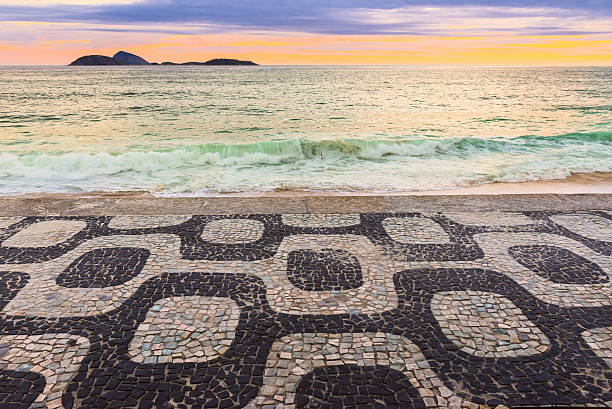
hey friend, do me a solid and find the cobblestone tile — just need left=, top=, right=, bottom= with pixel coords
left=431, top=291, right=550, bottom=358
left=179, top=215, right=282, bottom=260
left=361, top=213, right=483, bottom=262
left=252, top=234, right=398, bottom=315
left=509, top=244, right=609, bottom=284
left=582, top=327, right=612, bottom=368
left=108, top=215, right=192, bottom=229
left=394, top=267, right=612, bottom=407
left=286, top=248, right=362, bottom=291
left=475, top=232, right=611, bottom=307
left=200, top=218, right=265, bottom=244
left=246, top=332, right=470, bottom=409
left=1, top=234, right=183, bottom=317
left=0, top=334, right=89, bottom=409
left=2, top=220, right=86, bottom=248
left=0, top=218, right=23, bottom=229
left=0, top=210, right=609, bottom=408
left=129, top=295, right=240, bottom=364
left=444, top=212, right=535, bottom=227
left=281, top=214, right=361, bottom=228
left=551, top=213, right=612, bottom=242
left=56, top=247, right=150, bottom=288
left=382, top=216, right=450, bottom=244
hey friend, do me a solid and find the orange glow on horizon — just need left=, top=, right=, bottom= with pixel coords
left=0, top=23, right=610, bottom=66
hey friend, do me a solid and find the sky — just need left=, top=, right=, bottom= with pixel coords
left=0, top=0, right=611, bottom=65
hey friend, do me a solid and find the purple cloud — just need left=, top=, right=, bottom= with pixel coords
left=0, top=0, right=610, bottom=35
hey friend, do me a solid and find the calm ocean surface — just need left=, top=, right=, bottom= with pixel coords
left=0, top=66, right=610, bottom=195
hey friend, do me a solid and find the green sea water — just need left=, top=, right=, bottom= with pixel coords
left=0, top=66, right=610, bottom=194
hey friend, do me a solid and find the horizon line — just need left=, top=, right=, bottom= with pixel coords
left=3, top=63, right=612, bottom=67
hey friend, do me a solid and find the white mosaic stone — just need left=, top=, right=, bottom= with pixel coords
left=245, top=332, right=469, bottom=409
left=0, top=212, right=609, bottom=407
left=109, top=215, right=192, bottom=229
left=445, top=212, right=534, bottom=226
left=1, top=233, right=186, bottom=317
left=200, top=219, right=264, bottom=244
left=382, top=217, right=450, bottom=244
left=0, top=333, right=90, bottom=409
left=551, top=214, right=612, bottom=242
left=431, top=291, right=550, bottom=358
left=475, top=232, right=612, bottom=308
left=582, top=327, right=612, bottom=369
left=281, top=214, right=361, bottom=228
left=129, top=296, right=240, bottom=364
left=0, top=232, right=475, bottom=319
left=2, top=220, right=86, bottom=248
left=0, top=217, right=23, bottom=229
left=251, top=234, right=398, bottom=315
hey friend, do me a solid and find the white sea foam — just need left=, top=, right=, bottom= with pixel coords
left=0, top=66, right=610, bottom=194
left=0, top=134, right=609, bottom=194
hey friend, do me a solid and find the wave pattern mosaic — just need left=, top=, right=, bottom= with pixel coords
left=0, top=210, right=610, bottom=408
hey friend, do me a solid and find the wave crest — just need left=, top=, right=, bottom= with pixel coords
left=0, top=132, right=609, bottom=193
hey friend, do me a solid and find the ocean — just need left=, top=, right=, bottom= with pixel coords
left=0, top=66, right=610, bottom=195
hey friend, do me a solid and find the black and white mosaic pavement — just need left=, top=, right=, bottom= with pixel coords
left=0, top=211, right=610, bottom=408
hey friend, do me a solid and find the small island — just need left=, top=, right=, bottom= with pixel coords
left=203, top=59, right=258, bottom=66
left=69, top=55, right=126, bottom=66
left=69, top=51, right=258, bottom=66
left=113, top=51, right=150, bottom=65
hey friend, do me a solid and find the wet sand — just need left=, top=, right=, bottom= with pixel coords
left=0, top=172, right=608, bottom=216
left=3, top=172, right=611, bottom=200
left=403, top=172, right=612, bottom=196
left=226, top=172, right=612, bottom=197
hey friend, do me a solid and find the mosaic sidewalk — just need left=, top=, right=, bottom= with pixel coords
left=0, top=210, right=610, bottom=408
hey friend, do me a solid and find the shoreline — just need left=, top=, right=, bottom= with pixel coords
left=211, top=172, right=612, bottom=197
left=0, top=172, right=612, bottom=200
left=3, top=171, right=611, bottom=200
left=0, top=172, right=608, bottom=216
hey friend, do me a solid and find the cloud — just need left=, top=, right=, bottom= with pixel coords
left=6, top=0, right=136, bottom=5
left=0, top=0, right=610, bottom=36
left=336, top=6, right=612, bottom=35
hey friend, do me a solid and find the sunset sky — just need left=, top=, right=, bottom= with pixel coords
left=1, top=0, right=611, bottom=65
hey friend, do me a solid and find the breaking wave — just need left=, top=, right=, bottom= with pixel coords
left=1, top=132, right=610, bottom=181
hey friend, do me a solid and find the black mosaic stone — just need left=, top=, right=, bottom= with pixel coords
left=287, top=249, right=363, bottom=291
left=390, top=267, right=612, bottom=406
left=525, top=211, right=612, bottom=256
left=0, top=217, right=110, bottom=264
left=0, top=271, right=29, bottom=311
left=509, top=245, right=609, bottom=284
left=0, top=211, right=609, bottom=408
left=0, top=370, right=46, bottom=409
left=360, top=214, right=485, bottom=262
left=178, top=215, right=286, bottom=261
left=56, top=247, right=151, bottom=288
left=295, top=365, right=426, bottom=409
left=0, top=272, right=275, bottom=409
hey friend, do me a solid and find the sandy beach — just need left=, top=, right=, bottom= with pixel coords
left=1, top=171, right=610, bottom=200
left=217, top=172, right=612, bottom=197
left=0, top=171, right=608, bottom=216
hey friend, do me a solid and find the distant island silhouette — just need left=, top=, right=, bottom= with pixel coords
left=69, top=52, right=258, bottom=66
left=156, top=59, right=258, bottom=66
left=113, top=51, right=149, bottom=65
left=69, top=55, right=126, bottom=66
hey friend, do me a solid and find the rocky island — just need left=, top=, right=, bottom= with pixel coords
left=204, top=59, right=258, bottom=65
left=113, top=51, right=150, bottom=65
left=69, top=55, right=126, bottom=66
left=69, top=51, right=258, bottom=66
